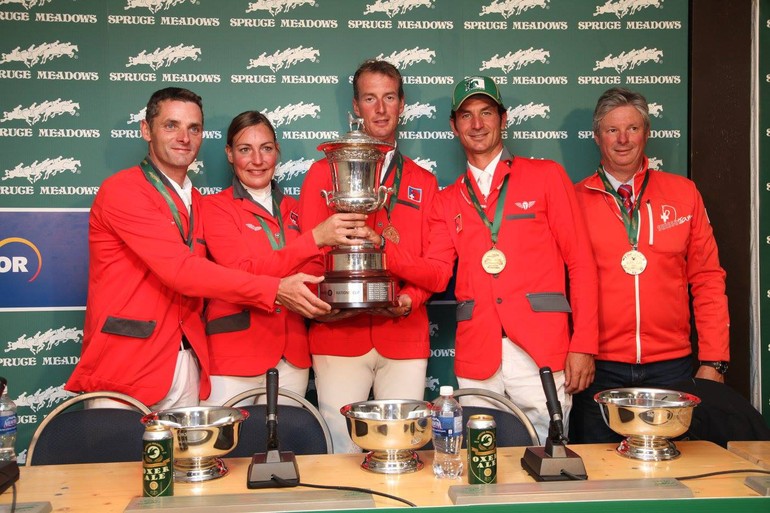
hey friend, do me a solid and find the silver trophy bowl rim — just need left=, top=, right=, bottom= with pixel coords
left=594, top=387, right=700, bottom=461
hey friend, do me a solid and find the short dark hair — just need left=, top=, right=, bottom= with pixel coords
left=226, top=110, right=277, bottom=148
left=145, top=87, right=203, bottom=127
left=352, top=59, right=404, bottom=100
left=593, top=87, right=649, bottom=135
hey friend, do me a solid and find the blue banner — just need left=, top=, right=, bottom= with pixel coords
left=0, top=210, right=89, bottom=310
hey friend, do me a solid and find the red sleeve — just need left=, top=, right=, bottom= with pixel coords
left=201, top=191, right=320, bottom=278
left=543, top=163, right=599, bottom=355
left=686, top=186, right=730, bottom=361
left=386, top=189, right=456, bottom=293
left=97, top=176, right=279, bottom=311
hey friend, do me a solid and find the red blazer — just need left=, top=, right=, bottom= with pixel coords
left=296, top=152, right=438, bottom=359
left=387, top=150, right=599, bottom=378
left=66, top=165, right=280, bottom=405
left=201, top=180, right=320, bottom=376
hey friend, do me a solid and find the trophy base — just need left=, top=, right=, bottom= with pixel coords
left=319, top=275, right=397, bottom=309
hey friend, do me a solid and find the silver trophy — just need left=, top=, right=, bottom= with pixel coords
left=316, top=115, right=397, bottom=308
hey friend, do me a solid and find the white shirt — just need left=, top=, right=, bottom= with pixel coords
left=468, top=149, right=503, bottom=197
left=160, top=171, right=193, bottom=213
left=243, top=182, right=273, bottom=214
left=604, top=171, right=634, bottom=201
left=380, top=146, right=397, bottom=184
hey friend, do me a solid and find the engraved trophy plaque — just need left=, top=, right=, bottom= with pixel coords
left=317, top=116, right=397, bottom=308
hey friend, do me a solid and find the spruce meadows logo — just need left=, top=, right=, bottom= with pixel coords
left=1, top=99, right=79, bottom=126
left=481, top=48, right=549, bottom=73
left=506, top=103, right=550, bottom=127
left=126, top=44, right=201, bottom=71
left=648, top=102, right=663, bottom=117
left=363, top=0, right=434, bottom=18
left=125, top=0, right=198, bottom=14
left=648, top=156, right=663, bottom=170
left=275, top=158, right=314, bottom=183
left=0, top=0, right=54, bottom=9
left=187, top=160, right=204, bottom=174
left=0, top=41, right=77, bottom=68
left=14, top=384, right=74, bottom=412
left=376, top=47, right=435, bottom=69
left=425, top=375, right=439, bottom=391
left=593, top=47, right=662, bottom=73
left=401, top=102, right=436, bottom=124
left=412, top=158, right=437, bottom=174
left=128, top=107, right=147, bottom=124
left=594, top=0, right=663, bottom=19
left=247, top=46, right=319, bottom=72
left=4, top=326, right=82, bottom=355
left=263, top=102, right=321, bottom=127
left=245, top=0, right=316, bottom=15
left=2, top=157, right=81, bottom=184
left=480, top=0, right=550, bottom=18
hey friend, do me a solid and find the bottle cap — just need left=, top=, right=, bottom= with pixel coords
left=439, top=386, right=454, bottom=396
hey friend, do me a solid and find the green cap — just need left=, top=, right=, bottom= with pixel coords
left=451, top=76, right=503, bottom=112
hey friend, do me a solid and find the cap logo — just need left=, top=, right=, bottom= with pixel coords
left=466, top=77, right=485, bottom=92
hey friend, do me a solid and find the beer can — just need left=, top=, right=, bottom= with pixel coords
left=467, top=414, right=496, bottom=484
left=143, top=423, right=174, bottom=497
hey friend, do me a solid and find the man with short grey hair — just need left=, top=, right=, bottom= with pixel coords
left=570, top=87, right=730, bottom=443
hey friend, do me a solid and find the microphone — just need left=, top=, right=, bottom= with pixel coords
left=540, top=367, right=566, bottom=444
left=265, top=368, right=279, bottom=451
left=247, top=368, right=300, bottom=488
left=521, top=367, right=588, bottom=481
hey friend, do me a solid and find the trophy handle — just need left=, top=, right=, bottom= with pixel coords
left=320, top=189, right=335, bottom=209
left=376, top=185, right=392, bottom=210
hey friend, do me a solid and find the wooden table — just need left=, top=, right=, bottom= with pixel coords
left=728, top=440, right=770, bottom=470
left=2, top=441, right=769, bottom=512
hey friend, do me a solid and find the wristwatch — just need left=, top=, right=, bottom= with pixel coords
left=699, top=360, right=729, bottom=374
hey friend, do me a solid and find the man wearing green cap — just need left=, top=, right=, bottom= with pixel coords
left=381, top=76, right=599, bottom=442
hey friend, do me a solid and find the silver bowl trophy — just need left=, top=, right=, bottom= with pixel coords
left=340, top=399, right=432, bottom=474
left=143, top=406, right=248, bottom=482
left=595, top=388, right=700, bottom=461
left=317, top=115, right=398, bottom=309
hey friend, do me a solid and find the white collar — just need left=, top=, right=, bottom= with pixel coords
left=159, top=170, right=193, bottom=213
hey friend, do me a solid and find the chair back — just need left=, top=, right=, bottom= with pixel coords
left=26, top=391, right=151, bottom=466
left=222, top=387, right=333, bottom=456
left=424, top=387, right=539, bottom=450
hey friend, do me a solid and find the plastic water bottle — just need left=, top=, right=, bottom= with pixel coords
left=431, top=385, right=463, bottom=478
left=0, top=378, right=18, bottom=462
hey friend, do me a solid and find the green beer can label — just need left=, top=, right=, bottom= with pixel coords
left=467, top=415, right=497, bottom=484
left=143, top=425, right=174, bottom=497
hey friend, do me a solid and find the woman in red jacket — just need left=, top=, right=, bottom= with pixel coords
left=200, top=111, right=368, bottom=405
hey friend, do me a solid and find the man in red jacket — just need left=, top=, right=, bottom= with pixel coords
left=382, top=76, right=599, bottom=444
left=570, top=87, right=730, bottom=443
left=298, top=60, right=438, bottom=453
left=66, top=87, right=336, bottom=411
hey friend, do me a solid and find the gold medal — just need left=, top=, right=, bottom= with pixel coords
left=382, top=225, right=400, bottom=244
left=621, top=249, right=647, bottom=275
left=481, top=247, right=506, bottom=274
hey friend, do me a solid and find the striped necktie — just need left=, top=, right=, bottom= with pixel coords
left=617, top=184, right=634, bottom=216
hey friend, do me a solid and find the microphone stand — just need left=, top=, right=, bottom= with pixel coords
left=247, top=368, right=300, bottom=488
left=521, top=367, right=588, bottom=481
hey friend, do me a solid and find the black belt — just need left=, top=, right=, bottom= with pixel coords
left=180, top=335, right=192, bottom=351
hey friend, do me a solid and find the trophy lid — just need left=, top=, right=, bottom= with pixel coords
left=317, top=114, right=395, bottom=155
